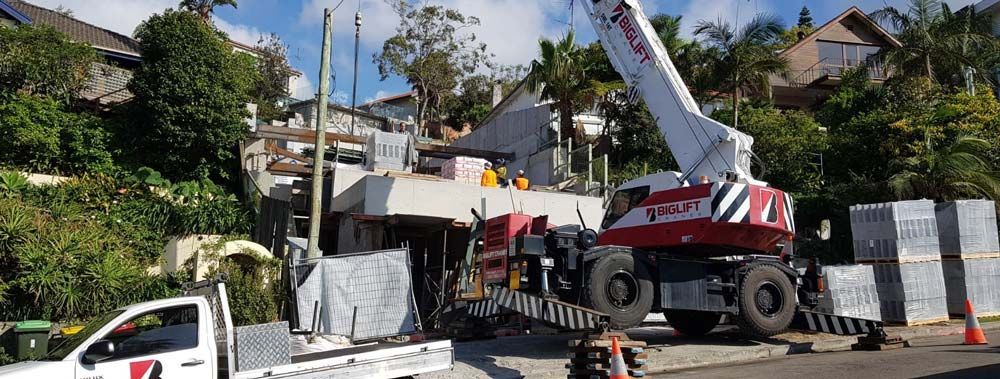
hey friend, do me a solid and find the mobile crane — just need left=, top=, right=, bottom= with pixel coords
left=456, top=0, right=887, bottom=340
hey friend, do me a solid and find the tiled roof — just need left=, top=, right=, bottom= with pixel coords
left=7, top=0, right=141, bottom=57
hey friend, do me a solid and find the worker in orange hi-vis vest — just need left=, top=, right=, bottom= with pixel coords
left=480, top=161, right=498, bottom=187
left=514, top=170, right=529, bottom=190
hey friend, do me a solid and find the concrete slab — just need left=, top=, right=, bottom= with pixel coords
left=422, top=321, right=1000, bottom=379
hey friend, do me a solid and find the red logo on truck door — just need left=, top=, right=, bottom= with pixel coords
left=130, top=360, right=163, bottom=379
left=610, top=2, right=653, bottom=65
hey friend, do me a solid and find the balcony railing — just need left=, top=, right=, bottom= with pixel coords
left=790, top=58, right=887, bottom=88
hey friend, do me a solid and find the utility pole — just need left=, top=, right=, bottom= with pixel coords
left=350, top=10, right=361, bottom=136
left=307, top=8, right=334, bottom=258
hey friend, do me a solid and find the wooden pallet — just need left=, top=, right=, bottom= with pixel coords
left=884, top=316, right=950, bottom=326
left=948, top=311, right=1000, bottom=319
left=567, top=332, right=647, bottom=379
left=856, top=256, right=941, bottom=264
left=941, top=252, right=1000, bottom=260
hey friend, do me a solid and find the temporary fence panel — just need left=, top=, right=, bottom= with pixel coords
left=293, top=248, right=419, bottom=340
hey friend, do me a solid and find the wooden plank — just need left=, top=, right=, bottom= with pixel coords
left=253, top=125, right=514, bottom=161
left=266, top=142, right=312, bottom=163
left=351, top=213, right=387, bottom=222
left=268, top=162, right=315, bottom=175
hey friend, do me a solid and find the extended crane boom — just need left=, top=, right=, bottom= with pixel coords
left=579, top=0, right=759, bottom=185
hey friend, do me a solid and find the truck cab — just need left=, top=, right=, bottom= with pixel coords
left=0, top=297, right=216, bottom=379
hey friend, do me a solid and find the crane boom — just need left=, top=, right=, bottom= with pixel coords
left=579, top=0, right=759, bottom=184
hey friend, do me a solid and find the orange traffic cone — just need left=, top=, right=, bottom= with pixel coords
left=963, top=299, right=988, bottom=345
left=610, top=337, right=629, bottom=379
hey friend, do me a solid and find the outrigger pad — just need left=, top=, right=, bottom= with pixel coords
left=791, top=310, right=882, bottom=335
left=488, top=286, right=609, bottom=330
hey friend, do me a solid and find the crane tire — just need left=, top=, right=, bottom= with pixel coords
left=664, top=310, right=720, bottom=337
left=736, top=264, right=796, bottom=338
left=582, top=253, right=654, bottom=329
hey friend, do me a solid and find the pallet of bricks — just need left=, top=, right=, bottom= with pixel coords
left=850, top=200, right=949, bottom=325
left=567, top=333, right=647, bottom=378
left=935, top=200, right=1000, bottom=318
left=441, top=156, right=488, bottom=185
left=816, top=265, right=882, bottom=321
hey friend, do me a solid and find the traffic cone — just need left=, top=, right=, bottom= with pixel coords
left=610, top=336, right=629, bottom=379
left=963, top=299, right=988, bottom=345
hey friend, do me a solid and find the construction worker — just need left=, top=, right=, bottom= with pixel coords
left=514, top=170, right=529, bottom=190
left=495, top=159, right=508, bottom=187
left=480, top=161, right=498, bottom=187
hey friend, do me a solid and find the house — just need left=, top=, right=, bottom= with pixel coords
left=1, top=0, right=142, bottom=105
left=359, top=91, right=418, bottom=122
left=770, top=6, right=902, bottom=109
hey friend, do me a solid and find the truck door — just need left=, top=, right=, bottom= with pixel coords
left=75, top=304, right=213, bottom=379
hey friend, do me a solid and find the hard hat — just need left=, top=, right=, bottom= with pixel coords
left=517, top=170, right=525, bottom=176
left=484, top=161, right=493, bottom=168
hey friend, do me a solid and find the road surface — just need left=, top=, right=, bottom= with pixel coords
left=660, top=331, right=1000, bottom=378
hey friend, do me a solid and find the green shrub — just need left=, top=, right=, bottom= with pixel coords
left=0, top=172, right=29, bottom=198
left=198, top=239, right=281, bottom=326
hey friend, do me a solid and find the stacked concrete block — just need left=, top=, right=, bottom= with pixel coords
left=936, top=200, right=1000, bottom=317
left=441, top=156, right=488, bottom=185
left=850, top=200, right=940, bottom=262
left=870, top=261, right=949, bottom=324
left=816, top=265, right=882, bottom=321
left=365, top=131, right=415, bottom=172
left=851, top=200, right=949, bottom=324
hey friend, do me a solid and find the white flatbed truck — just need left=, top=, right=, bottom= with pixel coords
left=0, top=279, right=453, bottom=379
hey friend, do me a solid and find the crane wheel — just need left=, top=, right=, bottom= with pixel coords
left=582, top=253, right=654, bottom=329
left=664, top=310, right=720, bottom=337
left=737, top=264, right=796, bottom=338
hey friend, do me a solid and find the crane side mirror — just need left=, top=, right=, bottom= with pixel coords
left=817, top=219, right=831, bottom=241
left=82, top=340, right=115, bottom=365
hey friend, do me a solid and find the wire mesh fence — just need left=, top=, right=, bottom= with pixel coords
left=291, top=248, right=420, bottom=341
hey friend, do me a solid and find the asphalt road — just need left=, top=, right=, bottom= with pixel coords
left=658, top=331, right=1000, bottom=379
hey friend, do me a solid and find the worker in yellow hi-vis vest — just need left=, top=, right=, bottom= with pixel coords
left=514, top=170, right=529, bottom=190
left=480, top=161, right=498, bottom=187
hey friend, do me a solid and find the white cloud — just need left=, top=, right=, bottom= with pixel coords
left=214, top=17, right=264, bottom=46
left=299, top=0, right=399, bottom=47
left=23, top=0, right=175, bottom=36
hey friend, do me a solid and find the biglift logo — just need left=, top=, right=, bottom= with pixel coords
left=645, top=200, right=702, bottom=223
left=130, top=360, right=164, bottom=379
left=607, top=1, right=653, bottom=65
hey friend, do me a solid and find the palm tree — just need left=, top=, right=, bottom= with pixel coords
left=871, top=0, right=999, bottom=83
left=179, top=0, right=237, bottom=20
left=649, top=14, right=685, bottom=57
left=694, top=14, right=788, bottom=129
left=525, top=30, right=590, bottom=145
left=889, top=135, right=1000, bottom=202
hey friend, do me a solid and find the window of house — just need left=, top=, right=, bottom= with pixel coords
left=100, top=305, right=200, bottom=361
left=817, top=41, right=844, bottom=66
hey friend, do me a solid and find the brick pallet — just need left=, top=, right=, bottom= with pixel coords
left=936, top=200, right=1000, bottom=317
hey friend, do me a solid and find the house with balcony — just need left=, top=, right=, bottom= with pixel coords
left=1, top=0, right=142, bottom=106
left=770, top=6, right=902, bottom=109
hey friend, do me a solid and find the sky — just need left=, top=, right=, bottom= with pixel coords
left=23, top=0, right=982, bottom=104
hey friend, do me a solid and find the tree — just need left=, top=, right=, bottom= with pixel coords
left=871, top=0, right=999, bottom=84
left=127, top=10, right=257, bottom=183
left=798, top=6, right=814, bottom=29
left=252, top=33, right=292, bottom=122
left=0, top=93, right=114, bottom=175
left=374, top=2, right=491, bottom=130
left=889, top=135, right=1000, bottom=202
left=649, top=14, right=685, bottom=56
left=695, top=14, right=789, bottom=129
left=525, top=30, right=589, bottom=144
left=443, top=64, right=526, bottom=127
left=180, top=0, right=237, bottom=20
left=0, top=25, right=98, bottom=103
left=604, top=91, right=677, bottom=183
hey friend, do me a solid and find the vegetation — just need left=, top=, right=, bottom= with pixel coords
left=126, top=10, right=257, bottom=184
left=252, top=33, right=293, bottom=122
left=695, top=14, right=789, bottom=129
left=374, top=2, right=492, bottom=128
left=180, top=0, right=238, bottom=20
left=0, top=25, right=98, bottom=103
left=525, top=31, right=590, bottom=144
left=871, top=0, right=1000, bottom=85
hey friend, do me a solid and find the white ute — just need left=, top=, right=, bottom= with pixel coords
left=0, top=280, right=453, bottom=379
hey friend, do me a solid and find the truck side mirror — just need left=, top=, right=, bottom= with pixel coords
left=82, top=340, right=115, bottom=365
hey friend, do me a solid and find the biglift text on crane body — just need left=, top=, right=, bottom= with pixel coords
left=609, top=2, right=653, bottom=65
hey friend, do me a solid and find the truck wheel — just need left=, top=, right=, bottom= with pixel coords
left=737, top=264, right=796, bottom=338
left=583, top=253, right=654, bottom=329
left=664, top=310, right=720, bottom=337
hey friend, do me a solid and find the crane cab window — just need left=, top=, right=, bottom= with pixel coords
left=601, top=186, right=650, bottom=230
